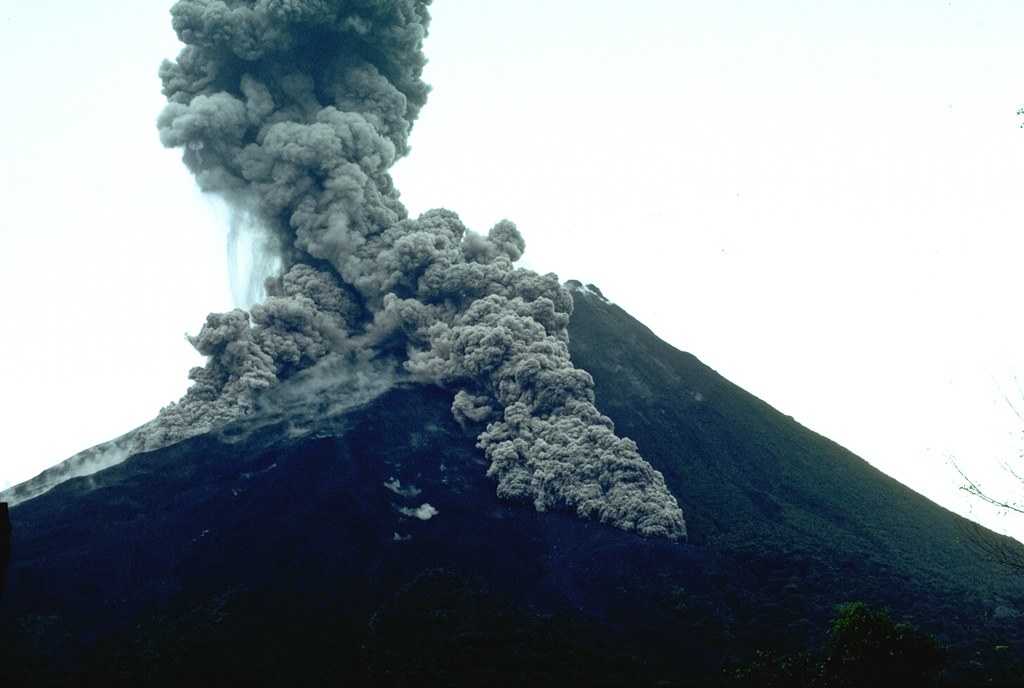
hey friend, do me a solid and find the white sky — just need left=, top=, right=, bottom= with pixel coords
left=2, top=1, right=1023, bottom=536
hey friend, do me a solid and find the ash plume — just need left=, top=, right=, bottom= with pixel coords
left=145, top=0, right=685, bottom=539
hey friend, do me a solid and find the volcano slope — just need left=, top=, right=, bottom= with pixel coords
left=2, top=283, right=1023, bottom=685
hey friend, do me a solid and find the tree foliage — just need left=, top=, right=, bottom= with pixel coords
left=729, top=601, right=949, bottom=686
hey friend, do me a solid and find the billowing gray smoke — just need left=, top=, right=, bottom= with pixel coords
left=148, top=0, right=686, bottom=540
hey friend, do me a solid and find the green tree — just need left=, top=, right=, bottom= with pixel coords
left=729, top=602, right=949, bottom=686
left=823, top=602, right=948, bottom=684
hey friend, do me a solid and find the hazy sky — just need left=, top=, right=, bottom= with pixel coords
left=2, top=1, right=1023, bottom=535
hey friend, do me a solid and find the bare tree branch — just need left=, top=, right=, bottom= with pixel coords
left=956, top=517, right=1024, bottom=576
left=953, top=373, right=1024, bottom=590
left=952, top=460, right=1024, bottom=517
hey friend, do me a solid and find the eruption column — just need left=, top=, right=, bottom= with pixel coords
left=151, top=0, right=686, bottom=540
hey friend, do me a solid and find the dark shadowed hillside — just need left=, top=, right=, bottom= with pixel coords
left=2, top=284, right=1023, bottom=685
left=567, top=283, right=1024, bottom=675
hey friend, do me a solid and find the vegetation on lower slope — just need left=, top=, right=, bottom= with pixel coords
left=727, top=601, right=950, bottom=685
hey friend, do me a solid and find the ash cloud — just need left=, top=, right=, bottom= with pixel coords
left=145, top=0, right=685, bottom=540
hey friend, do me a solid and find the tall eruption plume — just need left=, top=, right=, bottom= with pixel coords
left=144, top=0, right=685, bottom=540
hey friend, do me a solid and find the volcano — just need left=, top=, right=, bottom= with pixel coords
left=4, top=1, right=1024, bottom=684
left=2, top=283, right=1023, bottom=685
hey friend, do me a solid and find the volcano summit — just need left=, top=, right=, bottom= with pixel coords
left=144, top=0, right=685, bottom=540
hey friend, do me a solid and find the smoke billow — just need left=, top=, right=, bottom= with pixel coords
left=147, top=0, right=685, bottom=540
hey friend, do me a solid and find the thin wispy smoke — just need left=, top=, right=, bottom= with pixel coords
left=0, top=429, right=142, bottom=507
left=9, top=1, right=686, bottom=539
